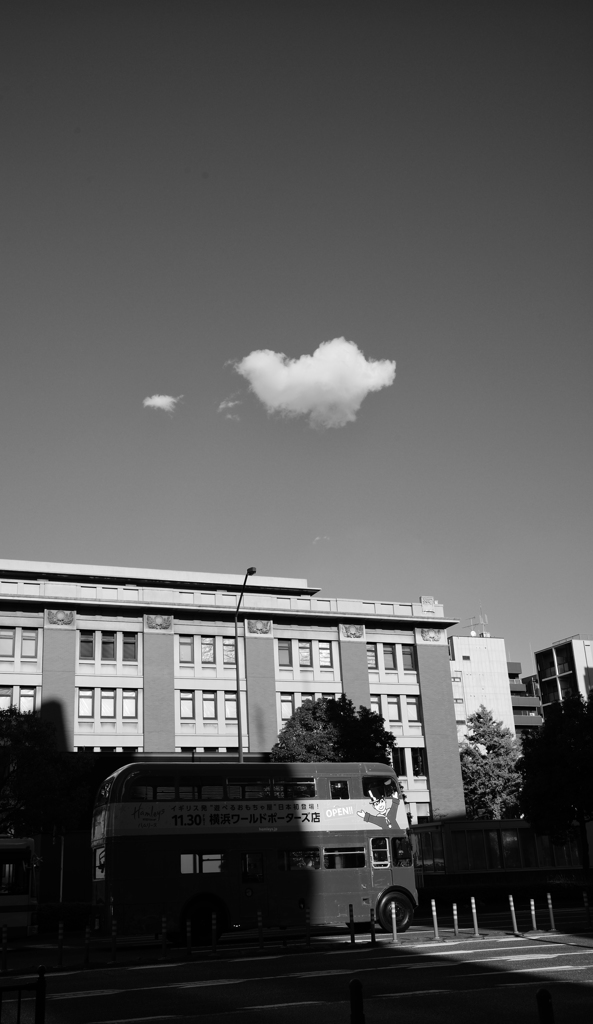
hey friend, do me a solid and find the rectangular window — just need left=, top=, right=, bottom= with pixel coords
left=278, top=639, right=292, bottom=667
left=94, top=847, right=105, bottom=880
left=0, top=688, right=12, bottom=711
left=224, top=692, right=237, bottom=720
left=402, top=645, right=416, bottom=671
left=318, top=641, right=333, bottom=667
left=180, top=691, right=195, bottom=719
left=298, top=641, right=312, bottom=667
left=101, top=632, right=116, bottom=661
left=366, top=643, right=378, bottom=669
left=79, top=631, right=95, bottom=660
left=122, top=633, right=138, bottom=662
left=78, top=689, right=94, bottom=718
left=0, top=629, right=15, bottom=658
left=19, top=688, right=35, bottom=714
left=411, top=748, right=427, bottom=777
left=392, top=747, right=407, bottom=777
left=180, top=852, right=224, bottom=874
left=100, top=689, right=116, bottom=718
left=201, top=637, right=215, bottom=664
left=122, top=690, right=138, bottom=718
left=324, top=847, right=365, bottom=869
left=222, top=638, right=235, bottom=664
left=179, top=636, right=194, bottom=663
left=392, top=835, right=414, bottom=867
left=242, top=852, right=263, bottom=883
left=330, top=780, right=349, bottom=799
left=280, top=693, right=294, bottom=720
left=278, top=849, right=320, bottom=870
left=370, top=836, right=390, bottom=867
left=406, top=696, right=420, bottom=722
left=370, top=695, right=381, bottom=715
left=387, top=696, right=401, bottom=722
left=272, top=779, right=316, bottom=799
left=21, top=630, right=38, bottom=658
left=202, top=692, right=217, bottom=720
left=383, top=644, right=396, bottom=670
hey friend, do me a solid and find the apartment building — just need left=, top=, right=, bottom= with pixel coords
left=0, top=558, right=466, bottom=822
left=448, top=633, right=516, bottom=737
left=534, top=635, right=593, bottom=714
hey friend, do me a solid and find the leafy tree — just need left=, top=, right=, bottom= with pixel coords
left=459, top=706, right=521, bottom=819
left=520, top=695, right=593, bottom=870
left=270, top=696, right=396, bottom=764
left=0, top=708, right=93, bottom=836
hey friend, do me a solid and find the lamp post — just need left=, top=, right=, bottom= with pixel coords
left=234, top=567, right=256, bottom=763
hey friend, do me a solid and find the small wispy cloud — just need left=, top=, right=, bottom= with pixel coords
left=143, top=394, right=183, bottom=413
left=218, top=395, right=242, bottom=421
left=232, top=337, right=396, bottom=428
left=313, top=536, right=330, bottom=545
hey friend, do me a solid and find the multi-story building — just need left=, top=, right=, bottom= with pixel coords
left=509, top=666, right=543, bottom=737
left=0, top=558, right=466, bottom=823
left=534, top=635, right=593, bottom=715
left=447, top=633, right=516, bottom=737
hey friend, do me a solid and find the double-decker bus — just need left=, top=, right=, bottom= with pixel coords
left=91, top=761, right=417, bottom=940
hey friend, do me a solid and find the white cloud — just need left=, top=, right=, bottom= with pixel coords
left=233, top=338, right=396, bottom=428
left=218, top=397, right=241, bottom=412
left=143, top=394, right=183, bottom=413
left=313, top=535, right=330, bottom=545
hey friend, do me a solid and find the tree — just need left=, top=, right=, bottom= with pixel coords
left=0, top=708, right=93, bottom=836
left=459, top=706, right=521, bottom=819
left=520, top=695, right=593, bottom=871
left=270, top=696, right=396, bottom=764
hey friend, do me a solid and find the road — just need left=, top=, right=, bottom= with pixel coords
left=5, top=928, right=593, bottom=1024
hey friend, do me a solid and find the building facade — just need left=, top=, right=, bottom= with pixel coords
left=534, top=635, right=593, bottom=715
left=448, top=633, right=516, bottom=737
left=509, top=665, right=543, bottom=736
left=0, top=559, right=465, bottom=822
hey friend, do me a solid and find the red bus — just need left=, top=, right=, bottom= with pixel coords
left=92, top=761, right=417, bottom=940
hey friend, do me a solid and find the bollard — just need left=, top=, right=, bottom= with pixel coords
left=211, top=912, right=217, bottom=955
left=530, top=899, right=538, bottom=933
left=1, top=925, right=7, bottom=973
left=536, top=987, right=555, bottom=1024
left=186, top=918, right=192, bottom=958
left=305, top=907, right=311, bottom=946
left=546, top=892, right=556, bottom=932
left=57, top=919, right=64, bottom=967
left=349, top=904, right=355, bottom=945
left=471, top=896, right=480, bottom=937
left=349, top=977, right=365, bottom=1024
left=111, top=918, right=117, bottom=963
left=84, top=924, right=91, bottom=968
left=34, top=965, right=46, bottom=1024
left=161, top=915, right=168, bottom=958
left=431, top=899, right=440, bottom=940
left=257, top=910, right=263, bottom=950
left=369, top=908, right=376, bottom=946
left=584, top=891, right=592, bottom=930
left=452, top=903, right=459, bottom=937
left=509, top=895, right=520, bottom=936
left=390, top=900, right=399, bottom=944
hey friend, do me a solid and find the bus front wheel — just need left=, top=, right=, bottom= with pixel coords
left=376, top=892, right=414, bottom=933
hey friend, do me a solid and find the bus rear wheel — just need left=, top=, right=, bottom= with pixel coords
left=377, top=892, right=414, bottom=933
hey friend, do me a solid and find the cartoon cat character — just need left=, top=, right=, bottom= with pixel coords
left=357, top=781, right=400, bottom=829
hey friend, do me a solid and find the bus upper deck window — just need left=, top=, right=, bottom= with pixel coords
left=200, top=781, right=225, bottom=800
left=126, top=778, right=175, bottom=801
left=330, top=780, right=349, bottom=799
left=228, top=779, right=271, bottom=800
left=273, top=779, right=316, bottom=799
left=363, top=776, right=398, bottom=801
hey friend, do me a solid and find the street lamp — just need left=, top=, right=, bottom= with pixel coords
left=234, top=566, right=256, bottom=763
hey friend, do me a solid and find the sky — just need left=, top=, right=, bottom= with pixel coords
left=1, top=1, right=592, bottom=673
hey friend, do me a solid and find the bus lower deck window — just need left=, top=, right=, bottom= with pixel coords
left=278, top=849, right=320, bottom=870
left=181, top=853, right=224, bottom=874
left=330, top=780, right=349, bottom=799
left=242, top=853, right=263, bottom=883
left=371, top=837, right=390, bottom=866
left=324, top=847, right=365, bottom=869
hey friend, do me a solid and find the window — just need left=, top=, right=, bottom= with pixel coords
left=78, top=689, right=94, bottom=717
left=122, top=690, right=138, bottom=718
left=330, top=780, right=349, bottom=799
left=222, top=638, right=235, bottom=665
left=278, top=639, right=292, bottom=667
left=370, top=695, right=381, bottom=715
left=100, top=689, right=116, bottom=718
left=363, top=776, right=398, bottom=801
left=383, top=644, right=396, bottom=670
left=406, top=696, right=420, bottom=722
left=402, top=645, right=416, bottom=671
left=392, top=747, right=407, bottom=777
left=324, top=847, right=365, bottom=869
left=101, top=632, right=116, bottom=661
left=462, top=655, right=470, bottom=662
left=241, top=852, right=263, bottom=883
left=319, top=642, right=332, bottom=667
left=19, top=688, right=35, bottom=714
left=392, top=835, right=414, bottom=867
left=94, top=847, right=105, bottom=880
left=273, top=779, right=316, bottom=799
left=224, top=692, right=237, bottom=720
left=278, top=849, right=320, bottom=870
left=202, top=692, right=217, bottom=720
left=79, top=631, right=95, bottom=660
left=201, top=637, right=215, bottom=664
left=180, top=852, right=224, bottom=874
left=366, top=643, right=378, bottom=670
left=0, top=688, right=12, bottom=711
left=298, top=641, right=312, bottom=667
left=280, top=693, right=295, bottom=720
left=387, top=696, right=400, bottom=722
left=122, top=633, right=138, bottom=662
left=21, top=630, right=37, bottom=658
left=0, top=629, right=15, bottom=658
left=370, top=836, right=390, bottom=867
left=179, top=636, right=194, bottom=663
left=227, top=779, right=272, bottom=800
left=180, top=691, right=195, bottom=719
left=411, top=748, right=427, bottom=777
